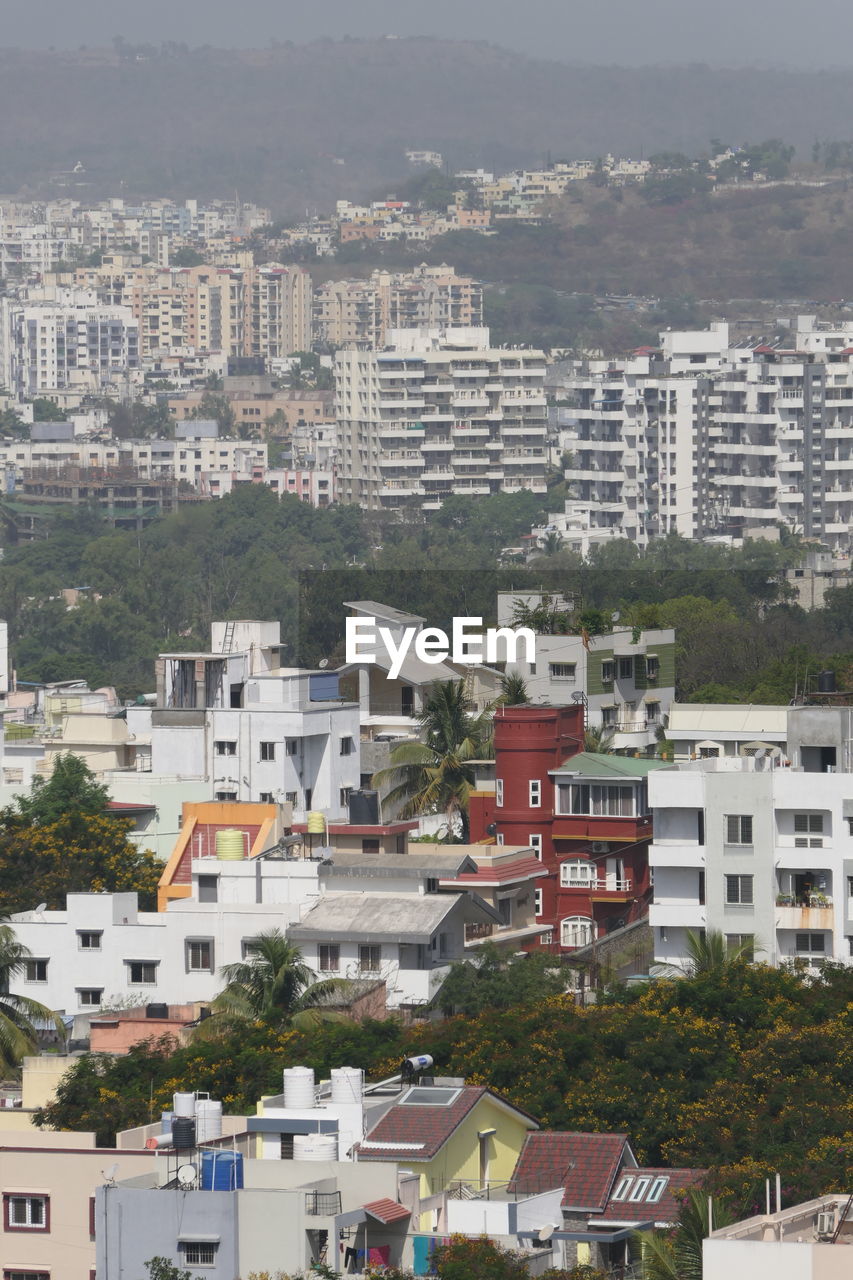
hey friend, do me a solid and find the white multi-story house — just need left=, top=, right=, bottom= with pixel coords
left=649, top=706, right=853, bottom=971
left=336, top=327, right=548, bottom=511
left=124, top=621, right=361, bottom=824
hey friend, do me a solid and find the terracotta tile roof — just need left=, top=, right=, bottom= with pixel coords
left=439, top=857, right=549, bottom=886
left=363, top=1198, right=411, bottom=1224
left=597, top=1167, right=706, bottom=1225
left=356, top=1086, right=536, bottom=1161
left=509, top=1131, right=632, bottom=1209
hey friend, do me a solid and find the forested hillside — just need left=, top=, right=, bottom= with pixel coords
left=5, top=485, right=853, bottom=703
left=7, top=41, right=853, bottom=210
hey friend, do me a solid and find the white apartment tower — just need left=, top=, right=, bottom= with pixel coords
left=336, top=326, right=548, bottom=511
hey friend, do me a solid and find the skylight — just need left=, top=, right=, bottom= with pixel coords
left=399, top=1087, right=461, bottom=1106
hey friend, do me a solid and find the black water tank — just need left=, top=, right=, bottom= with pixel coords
left=171, top=1117, right=196, bottom=1151
left=818, top=670, right=837, bottom=693
left=146, top=1003, right=169, bottom=1019
left=349, top=789, right=380, bottom=825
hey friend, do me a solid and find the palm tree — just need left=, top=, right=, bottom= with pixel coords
left=0, top=923, right=65, bottom=1074
left=200, top=930, right=336, bottom=1032
left=584, top=723, right=615, bottom=753
left=372, top=680, right=492, bottom=839
left=635, top=1186, right=736, bottom=1280
left=683, top=928, right=755, bottom=976
left=540, top=530, right=564, bottom=556
left=498, top=671, right=530, bottom=706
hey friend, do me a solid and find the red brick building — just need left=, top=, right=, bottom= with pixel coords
left=469, top=705, right=666, bottom=951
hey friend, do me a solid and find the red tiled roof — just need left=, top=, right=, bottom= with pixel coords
left=356, top=1086, right=536, bottom=1161
left=509, top=1131, right=632, bottom=1209
left=363, top=1198, right=411, bottom=1224
left=439, top=857, right=548, bottom=887
left=753, top=344, right=776, bottom=354
left=597, top=1167, right=706, bottom=1225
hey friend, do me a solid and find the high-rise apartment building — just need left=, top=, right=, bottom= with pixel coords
left=335, top=327, right=547, bottom=511
left=315, top=265, right=482, bottom=349
left=554, top=316, right=853, bottom=551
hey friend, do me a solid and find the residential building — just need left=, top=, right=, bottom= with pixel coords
left=126, top=620, right=361, bottom=823
left=705, top=1193, right=853, bottom=1280
left=314, top=266, right=482, bottom=349
left=469, top=705, right=669, bottom=951
left=664, top=702, right=789, bottom=761
left=650, top=706, right=853, bottom=970
left=0, top=1134, right=154, bottom=1280
left=335, top=327, right=547, bottom=511
left=496, top=592, right=676, bottom=751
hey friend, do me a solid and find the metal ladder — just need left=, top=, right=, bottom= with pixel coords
left=831, top=1192, right=853, bottom=1244
left=221, top=620, right=235, bottom=653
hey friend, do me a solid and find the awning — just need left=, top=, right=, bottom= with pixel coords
left=363, top=1198, right=411, bottom=1224
left=178, top=1232, right=221, bottom=1243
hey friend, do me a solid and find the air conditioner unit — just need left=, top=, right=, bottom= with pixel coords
left=591, top=842, right=609, bottom=854
left=816, top=1210, right=836, bottom=1237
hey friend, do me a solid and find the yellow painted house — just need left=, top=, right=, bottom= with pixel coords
left=355, top=1083, right=538, bottom=1220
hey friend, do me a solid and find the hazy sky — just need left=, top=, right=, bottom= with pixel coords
left=8, top=0, right=853, bottom=68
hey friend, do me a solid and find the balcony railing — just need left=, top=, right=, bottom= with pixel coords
left=305, top=1191, right=342, bottom=1216
left=465, top=921, right=494, bottom=942
left=590, top=877, right=633, bottom=893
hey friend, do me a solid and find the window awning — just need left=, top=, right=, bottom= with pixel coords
left=178, top=1232, right=221, bottom=1243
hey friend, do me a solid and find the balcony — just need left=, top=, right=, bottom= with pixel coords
left=776, top=900, right=834, bottom=931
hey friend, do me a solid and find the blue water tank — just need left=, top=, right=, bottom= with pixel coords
left=200, top=1149, right=244, bottom=1191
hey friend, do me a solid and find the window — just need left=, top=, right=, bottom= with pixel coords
left=186, top=939, right=214, bottom=972
left=549, top=663, right=576, bottom=682
left=794, top=813, right=824, bottom=848
left=559, top=782, right=640, bottom=817
left=601, top=659, right=615, bottom=683
left=4, top=1194, right=49, bottom=1231
left=725, top=874, right=753, bottom=906
left=646, top=655, right=660, bottom=680
left=528, top=833, right=543, bottom=859
left=496, top=778, right=504, bottom=807
left=560, top=860, right=595, bottom=887
left=726, top=815, right=753, bottom=846
left=601, top=706, right=617, bottom=727
left=534, top=888, right=543, bottom=917
left=285, top=791, right=298, bottom=806
left=182, top=1242, right=217, bottom=1265
left=726, top=933, right=754, bottom=960
left=560, top=916, right=594, bottom=948
left=215, top=791, right=237, bottom=802
left=699, top=746, right=719, bottom=759
left=645, top=701, right=660, bottom=723
left=5, top=1270, right=49, bottom=1279
left=77, top=930, right=102, bottom=951
left=260, top=741, right=276, bottom=761
left=796, top=932, right=827, bottom=956
left=319, top=944, right=340, bottom=972
left=339, top=736, right=354, bottom=756
left=529, top=779, right=541, bottom=808
left=340, top=787, right=352, bottom=807
left=214, top=740, right=237, bottom=756
left=24, top=959, right=47, bottom=983
left=361, top=837, right=380, bottom=854
left=618, top=657, right=633, bottom=680
left=259, top=792, right=275, bottom=804
left=286, top=739, right=299, bottom=756
left=127, top=961, right=157, bottom=985
left=197, top=875, right=218, bottom=904
left=77, top=989, right=102, bottom=1007
left=359, top=944, right=382, bottom=973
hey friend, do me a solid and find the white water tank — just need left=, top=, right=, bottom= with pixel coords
left=173, top=1091, right=196, bottom=1118
left=293, top=1133, right=338, bottom=1161
left=196, top=1098, right=223, bottom=1143
left=331, top=1066, right=363, bottom=1103
left=283, top=1066, right=315, bottom=1109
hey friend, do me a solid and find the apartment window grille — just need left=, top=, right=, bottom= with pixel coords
left=726, top=815, right=753, bottom=846
left=358, top=945, right=382, bottom=973
left=319, top=944, right=340, bottom=972
left=794, top=813, right=824, bottom=848
left=214, top=741, right=237, bottom=756
left=186, top=939, right=214, bottom=972
left=182, top=1242, right=217, bottom=1265
left=3, top=1195, right=49, bottom=1232
left=618, top=657, right=633, bottom=680
left=127, top=961, right=157, bottom=985
left=725, top=874, right=753, bottom=906
left=795, top=932, right=827, bottom=956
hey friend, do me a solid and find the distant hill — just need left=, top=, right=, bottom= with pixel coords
left=6, top=41, right=853, bottom=212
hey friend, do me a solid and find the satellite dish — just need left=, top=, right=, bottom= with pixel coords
left=102, top=1162, right=119, bottom=1184
left=611, top=610, right=621, bottom=623
left=537, top=1224, right=557, bottom=1243
left=177, top=1164, right=197, bottom=1187
left=35, top=903, right=47, bottom=914
left=319, top=658, right=329, bottom=669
